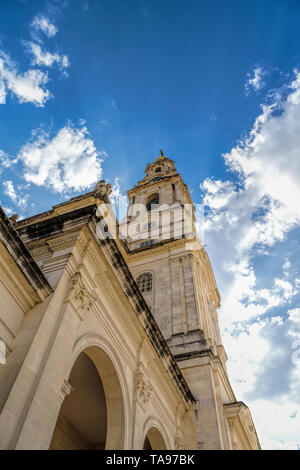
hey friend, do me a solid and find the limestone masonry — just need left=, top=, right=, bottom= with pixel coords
left=0, top=153, right=260, bottom=450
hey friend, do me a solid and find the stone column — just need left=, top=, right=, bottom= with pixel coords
left=169, top=258, right=187, bottom=335
left=194, top=261, right=214, bottom=346
left=181, top=254, right=198, bottom=332
left=174, top=183, right=180, bottom=202
left=178, top=355, right=225, bottom=450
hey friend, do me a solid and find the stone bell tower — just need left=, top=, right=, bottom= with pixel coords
left=123, top=151, right=223, bottom=361
left=124, top=152, right=260, bottom=450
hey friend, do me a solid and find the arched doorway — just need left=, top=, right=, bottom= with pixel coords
left=143, top=427, right=167, bottom=450
left=50, top=346, right=125, bottom=450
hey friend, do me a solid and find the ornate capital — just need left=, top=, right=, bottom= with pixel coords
left=181, top=253, right=193, bottom=264
left=174, top=433, right=184, bottom=450
left=58, top=379, right=73, bottom=404
left=169, top=257, right=181, bottom=267
left=170, top=254, right=193, bottom=267
left=135, top=363, right=152, bottom=404
left=65, top=272, right=96, bottom=320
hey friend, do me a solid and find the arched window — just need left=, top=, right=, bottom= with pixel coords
left=136, top=272, right=153, bottom=293
left=155, top=167, right=161, bottom=173
left=146, top=193, right=159, bottom=211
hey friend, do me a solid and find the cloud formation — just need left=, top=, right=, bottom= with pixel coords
left=203, top=71, right=300, bottom=293
left=26, top=13, right=70, bottom=74
left=31, top=14, right=58, bottom=38
left=201, top=69, right=300, bottom=449
left=246, top=67, right=265, bottom=93
left=0, top=51, right=50, bottom=106
left=223, top=315, right=300, bottom=450
left=24, top=41, right=70, bottom=71
left=18, top=123, right=105, bottom=193
left=0, top=150, right=15, bottom=170
left=0, top=12, right=70, bottom=107
left=3, top=180, right=17, bottom=202
left=3, top=180, right=28, bottom=209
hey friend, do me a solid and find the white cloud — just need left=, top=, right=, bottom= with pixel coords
left=201, top=69, right=300, bottom=448
left=0, top=149, right=16, bottom=169
left=109, top=177, right=127, bottom=218
left=274, top=279, right=297, bottom=300
left=202, top=179, right=235, bottom=210
left=31, top=14, right=58, bottom=38
left=261, top=436, right=299, bottom=451
left=3, top=180, right=17, bottom=202
left=61, top=55, right=70, bottom=69
left=109, top=178, right=122, bottom=206
left=283, top=259, right=291, bottom=276
left=0, top=51, right=50, bottom=106
left=2, top=206, right=14, bottom=216
left=0, top=10, right=69, bottom=106
left=246, top=67, right=265, bottom=92
left=223, top=313, right=300, bottom=449
left=25, top=42, right=70, bottom=71
left=0, top=79, right=6, bottom=103
left=202, top=70, right=300, bottom=305
left=3, top=180, right=28, bottom=209
left=288, top=308, right=300, bottom=328
left=18, top=123, right=105, bottom=193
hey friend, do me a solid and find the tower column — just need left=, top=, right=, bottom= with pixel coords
left=181, top=254, right=199, bottom=332
left=169, top=258, right=187, bottom=335
left=174, top=183, right=180, bottom=202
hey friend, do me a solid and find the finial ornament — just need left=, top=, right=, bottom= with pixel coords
left=159, top=149, right=166, bottom=160
left=94, top=180, right=112, bottom=201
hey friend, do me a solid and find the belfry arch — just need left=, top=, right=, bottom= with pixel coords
left=49, top=345, right=126, bottom=450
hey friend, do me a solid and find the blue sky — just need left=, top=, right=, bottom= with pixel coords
left=1, top=0, right=300, bottom=449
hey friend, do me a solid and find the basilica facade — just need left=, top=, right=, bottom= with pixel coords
left=0, top=153, right=260, bottom=450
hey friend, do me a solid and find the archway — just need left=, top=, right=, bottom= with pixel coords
left=146, top=193, right=159, bottom=211
left=143, top=427, right=167, bottom=450
left=49, top=346, right=125, bottom=450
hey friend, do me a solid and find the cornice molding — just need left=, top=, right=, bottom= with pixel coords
left=125, top=237, right=193, bottom=262
left=0, top=241, right=38, bottom=311
left=15, top=195, right=101, bottom=229
left=0, top=207, right=52, bottom=300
